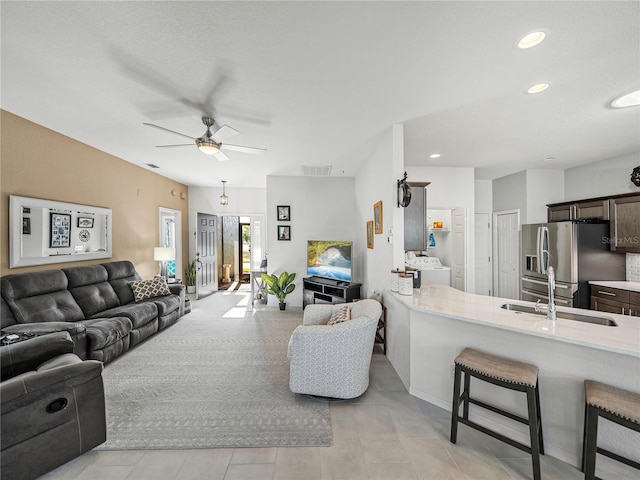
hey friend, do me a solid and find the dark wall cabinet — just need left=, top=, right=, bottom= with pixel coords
left=590, top=285, right=640, bottom=316
left=610, top=194, right=640, bottom=253
left=547, top=199, right=609, bottom=222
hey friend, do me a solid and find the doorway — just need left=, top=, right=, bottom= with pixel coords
left=240, top=221, right=251, bottom=284
left=493, top=209, right=520, bottom=300
left=196, top=212, right=217, bottom=299
left=218, top=215, right=260, bottom=292
left=474, top=212, right=492, bottom=296
left=158, top=207, right=182, bottom=283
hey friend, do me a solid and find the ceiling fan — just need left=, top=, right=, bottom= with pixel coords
left=143, top=117, right=266, bottom=161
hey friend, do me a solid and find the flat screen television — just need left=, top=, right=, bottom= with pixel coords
left=307, top=240, right=352, bottom=282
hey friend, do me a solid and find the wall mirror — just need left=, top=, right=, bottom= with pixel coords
left=10, top=195, right=112, bottom=268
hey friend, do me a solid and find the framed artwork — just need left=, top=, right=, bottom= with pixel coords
left=22, top=217, right=31, bottom=235
left=77, top=216, right=94, bottom=228
left=277, top=205, right=290, bottom=221
left=50, top=212, right=71, bottom=248
left=374, top=200, right=383, bottom=234
left=366, top=220, right=374, bottom=249
left=278, top=225, right=291, bottom=241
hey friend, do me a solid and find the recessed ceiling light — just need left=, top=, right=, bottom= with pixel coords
left=517, top=29, right=549, bottom=49
left=527, top=82, right=550, bottom=94
left=429, top=153, right=441, bottom=159
left=611, top=89, right=640, bottom=108
left=543, top=156, right=556, bottom=162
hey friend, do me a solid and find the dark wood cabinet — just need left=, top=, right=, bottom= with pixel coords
left=590, top=285, right=640, bottom=316
left=610, top=194, right=640, bottom=253
left=547, top=199, right=609, bottom=222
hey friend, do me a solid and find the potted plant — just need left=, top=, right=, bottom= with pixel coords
left=185, top=261, right=197, bottom=294
left=261, top=271, right=296, bottom=310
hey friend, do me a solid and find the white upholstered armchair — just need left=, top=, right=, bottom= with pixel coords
left=287, top=299, right=382, bottom=399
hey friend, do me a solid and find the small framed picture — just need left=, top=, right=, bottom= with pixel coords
left=50, top=212, right=71, bottom=248
left=77, top=216, right=94, bottom=228
left=277, top=205, right=290, bottom=221
left=366, top=220, right=374, bottom=249
left=278, top=225, right=291, bottom=241
left=373, top=201, right=383, bottom=234
left=22, top=217, right=31, bottom=235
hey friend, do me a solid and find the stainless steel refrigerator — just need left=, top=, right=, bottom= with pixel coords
left=521, top=222, right=625, bottom=309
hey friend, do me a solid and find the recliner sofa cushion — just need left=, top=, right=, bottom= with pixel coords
left=92, top=302, right=157, bottom=329
left=64, top=265, right=121, bottom=318
left=144, top=295, right=180, bottom=318
left=82, top=317, right=132, bottom=352
left=1, top=270, right=85, bottom=324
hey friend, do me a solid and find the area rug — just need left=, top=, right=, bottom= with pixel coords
left=98, top=293, right=332, bottom=449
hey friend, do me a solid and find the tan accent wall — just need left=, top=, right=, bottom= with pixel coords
left=1, top=110, right=189, bottom=279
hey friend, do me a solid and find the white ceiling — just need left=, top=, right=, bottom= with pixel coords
left=2, top=1, right=639, bottom=189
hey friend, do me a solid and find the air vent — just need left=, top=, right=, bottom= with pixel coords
left=145, top=163, right=160, bottom=169
left=301, top=165, right=332, bottom=176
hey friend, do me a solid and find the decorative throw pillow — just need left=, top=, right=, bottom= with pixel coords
left=327, top=304, right=352, bottom=325
left=129, top=278, right=171, bottom=302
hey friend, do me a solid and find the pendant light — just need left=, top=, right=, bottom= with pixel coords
left=220, top=180, right=228, bottom=205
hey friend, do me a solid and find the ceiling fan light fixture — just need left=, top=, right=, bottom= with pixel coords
left=196, top=138, right=220, bottom=155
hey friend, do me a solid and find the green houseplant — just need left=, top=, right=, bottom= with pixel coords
left=261, top=271, right=296, bottom=310
left=185, top=261, right=197, bottom=294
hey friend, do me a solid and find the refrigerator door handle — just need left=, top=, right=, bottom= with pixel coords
left=522, top=288, right=573, bottom=306
left=536, top=227, right=543, bottom=274
left=540, top=226, right=550, bottom=275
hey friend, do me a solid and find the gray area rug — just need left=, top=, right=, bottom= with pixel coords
left=98, top=293, right=332, bottom=449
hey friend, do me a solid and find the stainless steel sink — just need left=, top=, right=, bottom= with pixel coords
left=500, top=303, right=618, bottom=326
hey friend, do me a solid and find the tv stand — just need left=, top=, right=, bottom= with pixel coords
left=303, top=277, right=361, bottom=308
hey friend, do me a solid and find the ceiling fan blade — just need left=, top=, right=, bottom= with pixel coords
left=156, top=144, right=193, bottom=148
left=212, top=124, right=239, bottom=143
left=214, top=150, right=230, bottom=161
left=143, top=123, right=196, bottom=140
left=221, top=144, right=267, bottom=155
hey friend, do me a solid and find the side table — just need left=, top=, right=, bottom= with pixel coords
left=375, top=305, right=387, bottom=355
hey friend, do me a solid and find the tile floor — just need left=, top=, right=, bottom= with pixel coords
left=39, top=294, right=635, bottom=480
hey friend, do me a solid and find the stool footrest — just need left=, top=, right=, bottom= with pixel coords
left=469, top=397, right=530, bottom=425
left=597, top=447, right=640, bottom=471
left=458, top=417, right=532, bottom=454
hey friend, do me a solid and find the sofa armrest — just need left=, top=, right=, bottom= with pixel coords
left=1, top=332, right=74, bottom=381
left=2, top=322, right=88, bottom=359
left=168, top=284, right=186, bottom=316
left=0, top=353, right=103, bottom=406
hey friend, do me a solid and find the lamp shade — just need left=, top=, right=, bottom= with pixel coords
left=154, top=247, right=175, bottom=261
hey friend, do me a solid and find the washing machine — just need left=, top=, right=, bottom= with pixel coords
left=405, top=252, right=451, bottom=286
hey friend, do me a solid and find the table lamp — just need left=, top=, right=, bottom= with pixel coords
left=154, top=247, right=175, bottom=281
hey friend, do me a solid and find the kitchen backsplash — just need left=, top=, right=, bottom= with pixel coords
left=626, top=253, right=640, bottom=282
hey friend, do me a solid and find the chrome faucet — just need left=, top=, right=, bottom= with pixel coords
left=535, top=266, right=557, bottom=321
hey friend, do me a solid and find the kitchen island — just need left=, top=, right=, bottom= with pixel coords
left=384, top=283, right=640, bottom=468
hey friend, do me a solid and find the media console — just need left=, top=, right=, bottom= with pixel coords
left=302, top=276, right=361, bottom=308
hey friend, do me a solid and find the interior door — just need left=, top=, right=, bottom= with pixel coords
left=158, top=207, right=182, bottom=282
left=451, top=208, right=466, bottom=291
left=474, top=212, right=491, bottom=295
left=196, top=213, right=217, bottom=299
left=493, top=210, right=520, bottom=300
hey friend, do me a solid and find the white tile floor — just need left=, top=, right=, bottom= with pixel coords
left=39, top=294, right=636, bottom=480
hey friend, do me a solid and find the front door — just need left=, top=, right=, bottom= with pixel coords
left=196, top=213, right=217, bottom=299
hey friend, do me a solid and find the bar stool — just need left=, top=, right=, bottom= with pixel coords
left=582, top=380, right=640, bottom=480
left=450, top=348, right=544, bottom=480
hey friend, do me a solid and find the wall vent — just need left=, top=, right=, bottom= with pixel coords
left=145, top=163, right=160, bottom=169
left=301, top=165, right=332, bottom=176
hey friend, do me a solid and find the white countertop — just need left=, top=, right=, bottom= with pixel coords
left=389, top=283, right=640, bottom=357
left=589, top=280, right=640, bottom=293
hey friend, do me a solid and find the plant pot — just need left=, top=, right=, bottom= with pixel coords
left=187, top=285, right=196, bottom=294
left=279, top=302, right=286, bottom=311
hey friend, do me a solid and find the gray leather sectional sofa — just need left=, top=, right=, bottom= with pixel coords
left=1, top=261, right=185, bottom=363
